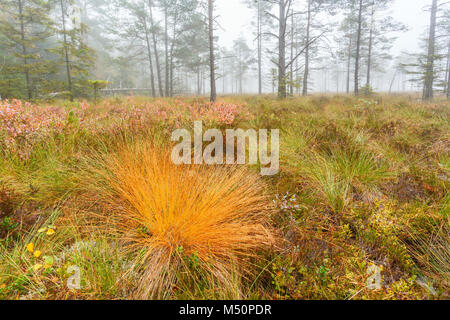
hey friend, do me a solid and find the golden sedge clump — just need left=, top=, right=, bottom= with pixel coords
left=86, top=142, right=275, bottom=299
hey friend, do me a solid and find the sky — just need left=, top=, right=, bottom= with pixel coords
left=216, top=0, right=431, bottom=54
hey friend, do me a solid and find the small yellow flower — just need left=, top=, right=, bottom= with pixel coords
left=0, top=283, right=6, bottom=289
left=33, top=264, right=43, bottom=272
left=34, top=250, right=42, bottom=258
left=26, top=243, right=34, bottom=253
left=46, top=229, right=55, bottom=236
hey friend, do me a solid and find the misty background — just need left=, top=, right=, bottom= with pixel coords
left=218, top=0, right=430, bottom=93
left=0, top=0, right=449, bottom=99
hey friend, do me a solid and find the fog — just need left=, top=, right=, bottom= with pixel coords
left=1, top=0, right=448, bottom=99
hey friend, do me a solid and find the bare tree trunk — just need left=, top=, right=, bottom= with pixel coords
left=197, top=67, right=201, bottom=95
left=169, top=55, right=174, bottom=96
left=208, top=0, right=217, bottom=102
left=80, top=0, right=89, bottom=44
left=366, top=0, right=375, bottom=87
left=60, top=0, right=73, bottom=101
left=169, top=8, right=179, bottom=97
left=289, top=9, right=294, bottom=96
left=354, top=0, right=363, bottom=96
left=18, top=0, right=32, bottom=100
left=423, top=0, right=438, bottom=101
left=278, top=0, right=287, bottom=99
left=271, top=69, right=275, bottom=94
left=346, top=36, right=352, bottom=94
left=239, top=65, right=243, bottom=94
left=169, top=24, right=176, bottom=97
left=446, top=40, right=450, bottom=99
left=222, top=59, right=226, bottom=94
left=336, top=67, right=339, bottom=93
left=389, top=69, right=398, bottom=94
left=148, top=0, right=164, bottom=97
left=143, top=18, right=156, bottom=97
left=164, top=6, right=169, bottom=97
left=203, top=69, right=206, bottom=95
left=303, top=0, right=311, bottom=96
left=231, top=72, right=234, bottom=94
left=257, top=0, right=262, bottom=95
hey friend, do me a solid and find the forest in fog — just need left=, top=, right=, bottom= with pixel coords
left=0, top=0, right=449, bottom=101
left=0, top=0, right=449, bottom=302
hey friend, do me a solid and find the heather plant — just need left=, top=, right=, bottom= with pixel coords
left=0, top=99, right=68, bottom=159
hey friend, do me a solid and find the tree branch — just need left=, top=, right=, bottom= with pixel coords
left=285, top=32, right=326, bottom=69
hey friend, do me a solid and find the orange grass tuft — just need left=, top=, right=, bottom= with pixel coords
left=82, top=142, right=276, bottom=299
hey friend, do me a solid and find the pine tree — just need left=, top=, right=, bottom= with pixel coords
left=423, top=0, right=438, bottom=100
left=50, top=0, right=95, bottom=100
left=173, top=9, right=209, bottom=95
left=232, top=37, right=256, bottom=94
left=243, top=0, right=273, bottom=95
left=0, top=0, right=54, bottom=99
left=207, top=0, right=216, bottom=102
left=301, top=0, right=338, bottom=96
left=364, top=0, right=406, bottom=89
left=403, top=0, right=449, bottom=100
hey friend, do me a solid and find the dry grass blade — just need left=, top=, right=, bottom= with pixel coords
left=407, top=220, right=450, bottom=289
left=80, top=142, right=276, bottom=299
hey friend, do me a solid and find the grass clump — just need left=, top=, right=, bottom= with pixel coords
left=79, top=142, right=276, bottom=299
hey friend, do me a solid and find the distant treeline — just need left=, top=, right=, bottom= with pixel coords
left=0, top=0, right=449, bottom=101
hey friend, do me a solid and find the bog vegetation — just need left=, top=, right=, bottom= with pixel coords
left=0, top=95, right=448, bottom=300
left=0, top=0, right=449, bottom=301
